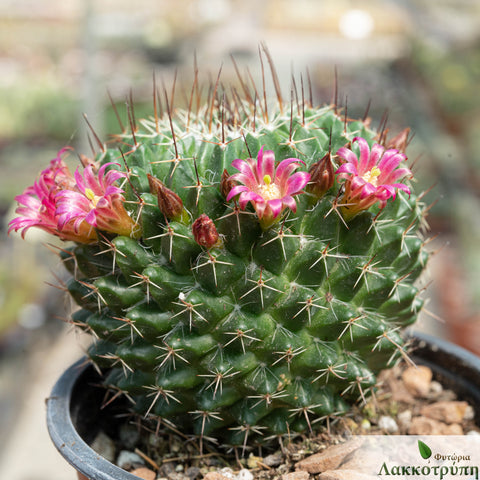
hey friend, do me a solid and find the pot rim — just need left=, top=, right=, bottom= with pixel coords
left=46, top=330, right=480, bottom=480
left=47, top=359, right=139, bottom=480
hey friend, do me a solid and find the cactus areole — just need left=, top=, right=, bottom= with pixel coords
left=10, top=60, right=430, bottom=451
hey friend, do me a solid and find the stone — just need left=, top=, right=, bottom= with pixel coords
left=130, top=467, right=156, bottom=480
left=219, top=468, right=236, bottom=479
left=420, top=401, right=469, bottom=424
left=319, top=470, right=378, bottom=480
left=167, top=473, right=187, bottom=480
left=379, top=369, right=414, bottom=403
left=428, top=381, right=443, bottom=399
left=185, top=466, right=201, bottom=479
left=203, top=473, right=231, bottom=480
left=401, top=366, right=432, bottom=397
left=445, top=424, right=464, bottom=434
left=378, top=415, right=398, bottom=433
left=116, top=450, right=144, bottom=470
left=408, top=416, right=463, bottom=435
left=281, top=472, right=310, bottom=480
left=237, top=469, right=254, bottom=480
left=397, top=410, right=412, bottom=431
left=158, top=462, right=176, bottom=478
left=464, top=405, right=475, bottom=421
left=90, top=431, right=116, bottom=463
left=295, top=438, right=364, bottom=474
left=264, top=452, right=283, bottom=467
left=338, top=448, right=378, bottom=474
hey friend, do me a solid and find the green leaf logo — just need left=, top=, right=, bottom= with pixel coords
left=418, top=440, right=432, bottom=459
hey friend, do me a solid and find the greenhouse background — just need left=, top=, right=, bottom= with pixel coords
left=0, top=1, right=479, bottom=478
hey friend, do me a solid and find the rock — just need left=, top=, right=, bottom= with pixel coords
left=130, top=467, right=156, bottom=480
left=264, top=452, right=283, bottom=467
left=295, top=438, right=364, bottom=474
left=420, top=401, right=469, bottom=424
left=428, top=381, right=443, bottom=399
left=116, top=450, right=144, bottom=470
left=319, top=469, right=378, bottom=480
left=158, top=462, right=176, bottom=478
left=185, top=466, right=201, bottom=479
left=281, top=472, right=310, bottom=480
left=378, top=369, right=414, bottom=403
left=166, top=473, right=187, bottom=480
left=203, top=473, right=231, bottom=480
left=237, top=469, right=254, bottom=480
left=219, top=468, right=236, bottom=479
left=90, top=431, right=116, bottom=463
left=464, top=405, right=475, bottom=421
left=408, top=416, right=463, bottom=435
left=444, top=424, right=464, bottom=434
left=401, top=366, right=432, bottom=397
left=397, top=410, right=412, bottom=431
left=467, top=430, right=480, bottom=436
left=378, top=416, right=398, bottom=433
left=338, top=448, right=377, bottom=474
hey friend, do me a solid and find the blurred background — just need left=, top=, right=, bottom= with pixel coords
left=0, top=0, right=479, bottom=478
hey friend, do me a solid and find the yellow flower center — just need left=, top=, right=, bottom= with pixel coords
left=85, top=188, right=100, bottom=206
left=258, top=175, right=281, bottom=201
left=361, top=166, right=381, bottom=186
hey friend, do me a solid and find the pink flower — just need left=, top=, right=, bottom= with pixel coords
left=56, top=163, right=138, bottom=238
left=9, top=149, right=139, bottom=243
left=226, top=146, right=310, bottom=228
left=8, top=148, right=97, bottom=243
left=335, top=137, right=412, bottom=219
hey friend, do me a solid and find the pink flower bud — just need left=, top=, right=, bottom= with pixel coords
left=307, top=152, right=334, bottom=199
left=220, top=169, right=236, bottom=199
left=148, top=174, right=184, bottom=220
left=192, top=214, right=219, bottom=249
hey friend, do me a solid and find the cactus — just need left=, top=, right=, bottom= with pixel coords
left=9, top=59, right=430, bottom=451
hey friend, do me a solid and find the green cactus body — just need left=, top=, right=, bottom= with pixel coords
left=20, top=71, right=429, bottom=448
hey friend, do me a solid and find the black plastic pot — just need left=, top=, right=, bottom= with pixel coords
left=46, top=331, right=480, bottom=480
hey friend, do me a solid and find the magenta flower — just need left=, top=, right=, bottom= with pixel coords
left=335, top=137, right=412, bottom=219
left=8, top=148, right=97, bottom=243
left=56, top=163, right=138, bottom=238
left=226, top=146, right=310, bottom=228
left=9, top=149, right=139, bottom=243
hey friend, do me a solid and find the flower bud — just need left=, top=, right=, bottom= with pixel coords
left=307, top=152, right=334, bottom=199
left=220, top=169, right=236, bottom=199
left=192, top=214, right=219, bottom=249
left=147, top=174, right=163, bottom=195
left=147, top=174, right=184, bottom=220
